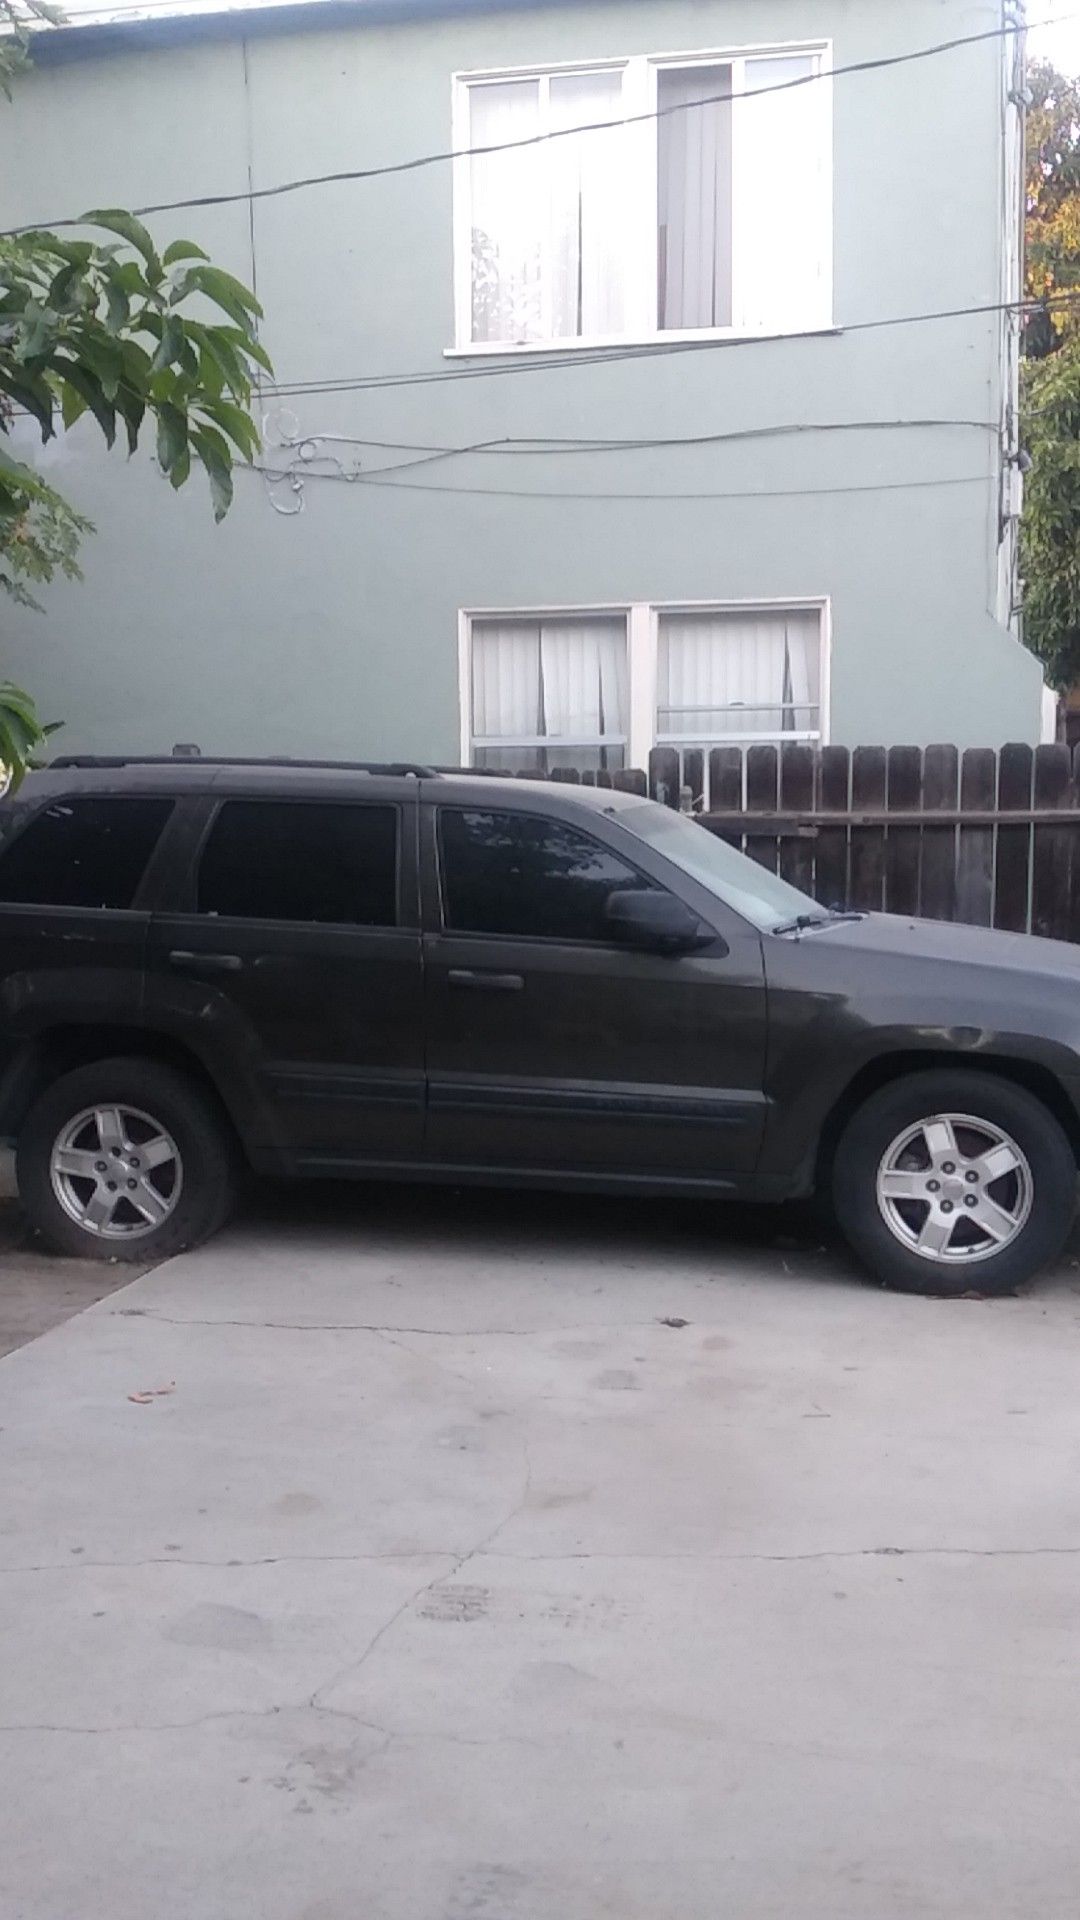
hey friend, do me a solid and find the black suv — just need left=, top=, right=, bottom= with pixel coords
left=2, top=755, right=1079, bottom=1297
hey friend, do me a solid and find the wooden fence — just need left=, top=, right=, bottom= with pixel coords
left=537, top=744, right=1080, bottom=944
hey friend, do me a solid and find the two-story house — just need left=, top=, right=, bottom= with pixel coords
left=1, top=0, right=1048, bottom=776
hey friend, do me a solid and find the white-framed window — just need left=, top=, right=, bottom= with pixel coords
left=464, top=612, right=630, bottom=774
left=459, top=600, right=828, bottom=772
left=452, top=44, right=832, bottom=351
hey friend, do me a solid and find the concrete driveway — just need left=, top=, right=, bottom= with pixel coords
left=2, top=1182, right=1080, bottom=1920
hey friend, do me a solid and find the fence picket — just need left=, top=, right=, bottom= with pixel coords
left=815, top=746, right=850, bottom=910
left=885, top=746, right=922, bottom=917
left=649, top=746, right=680, bottom=808
left=921, top=744, right=958, bottom=922
left=1032, top=745, right=1073, bottom=940
left=745, top=745, right=780, bottom=871
left=850, top=748, right=887, bottom=911
left=779, top=743, right=815, bottom=892
left=994, top=743, right=1034, bottom=933
left=957, top=749, right=996, bottom=926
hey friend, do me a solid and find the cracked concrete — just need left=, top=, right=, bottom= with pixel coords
left=3, top=1180, right=1080, bottom=1917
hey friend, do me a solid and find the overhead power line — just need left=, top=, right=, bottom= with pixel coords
left=259, top=292, right=1080, bottom=402
left=263, top=418, right=996, bottom=466
left=250, top=467, right=989, bottom=505
left=11, top=7, right=1063, bottom=233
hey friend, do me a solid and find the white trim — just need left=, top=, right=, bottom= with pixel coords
left=451, top=41, right=834, bottom=352
left=458, top=598, right=832, bottom=766
left=627, top=603, right=656, bottom=768
left=450, top=42, right=829, bottom=88
left=442, top=325, right=842, bottom=360
left=456, top=608, right=472, bottom=765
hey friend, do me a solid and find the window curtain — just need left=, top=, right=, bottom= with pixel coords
left=657, top=65, right=733, bottom=331
left=471, top=617, right=628, bottom=768
left=547, top=70, right=626, bottom=338
left=470, top=80, right=545, bottom=343
left=736, top=55, right=824, bottom=331
left=657, top=609, right=820, bottom=738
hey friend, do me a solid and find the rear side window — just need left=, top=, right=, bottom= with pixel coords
left=0, top=797, right=173, bottom=909
left=197, top=800, right=398, bottom=926
left=439, top=807, right=656, bottom=941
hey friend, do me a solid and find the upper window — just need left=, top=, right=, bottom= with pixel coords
left=197, top=801, right=398, bottom=926
left=468, top=613, right=628, bottom=775
left=457, top=47, right=830, bottom=348
left=656, top=607, right=822, bottom=745
left=0, top=797, right=173, bottom=910
left=439, top=807, right=657, bottom=940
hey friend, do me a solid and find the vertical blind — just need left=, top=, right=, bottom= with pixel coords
left=657, top=65, right=733, bottom=331
left=657, top=608, right=821, bottom=739
left=471, top=617, right=629, bottom=769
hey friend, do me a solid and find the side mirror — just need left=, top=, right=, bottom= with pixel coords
left=604, top=889, right=720, bottom=956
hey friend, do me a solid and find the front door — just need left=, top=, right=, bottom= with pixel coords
left=422, top=800, right=767, bottom=1184
left=145, top=789, right=424, bottom=1165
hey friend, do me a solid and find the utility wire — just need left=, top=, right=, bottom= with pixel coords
left=251, top=465, right=989, bottom=505
left=12, top=7, right=1061, bottom=232
left=259, top=292, right=1080, bottom=400
left=266, top=418, right=997, bottom=464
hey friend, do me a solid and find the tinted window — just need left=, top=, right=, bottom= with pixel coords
left=197, top=801, right=398, bottom=926
left=0, top=797, right=173, bottom=909
left=439, top=808, right=656, bottom=941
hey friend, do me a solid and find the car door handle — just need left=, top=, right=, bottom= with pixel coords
left=447, top=968, right=525, bottom=992
left=168, top=949, right=244, bottom=975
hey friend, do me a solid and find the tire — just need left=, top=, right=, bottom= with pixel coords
left=16, top=1057, right=236, bottom=1263
left=832, top=1070, right=1077, bottom=1297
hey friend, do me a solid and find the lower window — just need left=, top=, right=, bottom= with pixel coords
left=461, top=600, right=826, bottom=773
left=467, top=614, right=628, bottom=775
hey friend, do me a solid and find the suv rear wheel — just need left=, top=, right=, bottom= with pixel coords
left=832, top=1070, right=1077, bottom=1296
left=17, top=1057, right=236, bottom=1262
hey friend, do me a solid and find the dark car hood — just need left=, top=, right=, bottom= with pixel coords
left=781, top=912, right=1080, bottom=980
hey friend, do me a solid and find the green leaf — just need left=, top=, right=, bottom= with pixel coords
left=74, top=331, right=124, bottom=401
left=171, top=263, right=263, bottom=329
left=151, top=313, right=184, bottom=373
left=217, top=326, right=273, bottom=375
left=81, top=208, right=161, bottom=273
left=60, top=381, right=88, bottom=430
left=113, top=382, right=145, bottom=455
left=104, top=276, right=131, bottom=334
left=203, top=396, right=259, bottom=459
left=162, top=239, right=210, bottom=267
left=0, top=365, right=54, bottom=437
left=190, top=423, right=233, bottom=521
left=47, top=261, right=84, bottom=313
left=15, top=301, right=52, bottom=365
left=50, top=359, right=116, bottom=446
left=168, top=444, right=191, bottom=490
left=155, top=401, right=188, bottom=475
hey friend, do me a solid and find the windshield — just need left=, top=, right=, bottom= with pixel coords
left=621, top=802, right=821, bottom=933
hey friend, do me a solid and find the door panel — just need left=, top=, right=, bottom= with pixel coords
left=144, top=794, right=424, bottom=1162
left=423, top=802, right=767, bottom=1180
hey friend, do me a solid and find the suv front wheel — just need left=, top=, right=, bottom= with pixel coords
left=17, top=1057, right=236, bottom=1262
left=832, top=1070, right=1077, bottom=1296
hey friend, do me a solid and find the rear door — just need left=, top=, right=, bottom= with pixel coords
left=421, top=796, right=768, bottom=1184
left=144, top=785, right=424, bottom=1166
left=0, top=791, right=175, bottom=1065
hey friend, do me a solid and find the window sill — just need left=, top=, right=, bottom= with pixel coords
left=444, top=324, right=839, bottom=360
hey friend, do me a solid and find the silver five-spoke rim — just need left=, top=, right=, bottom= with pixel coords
left=50, top=1104, right=183, bottom=1241
left=875, top=1112, right=1033, bottom=1264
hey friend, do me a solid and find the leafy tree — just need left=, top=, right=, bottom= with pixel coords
left=1021, top=61, right=1080, bottom=689
left=1, top=0, right=270, bottom=785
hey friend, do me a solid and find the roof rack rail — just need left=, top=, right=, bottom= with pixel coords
left=48, top=753, right=440, bottom=777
